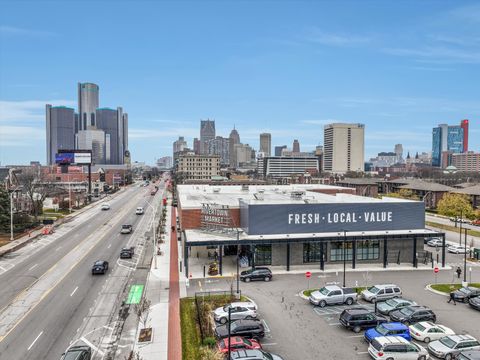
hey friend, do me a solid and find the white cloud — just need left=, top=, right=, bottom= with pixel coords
left=0, top=125, right=45, bottom=146
left=0, top=99, right=75, bottom=122
left=301, top=119, right=346, bottom=126
left=129, top=127, right=198, bottom=139
left=0, top=25, right=56, bottom=37
left=306, top=28, right=372, bottom=47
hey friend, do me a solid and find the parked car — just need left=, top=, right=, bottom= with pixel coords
left=240, top=267, right=272, bottom=282
left=120, top=224, right=133, bottom=234
left=309, top=285, right=357, bottom=307
left=458, top=350, right=480, bottom=360
left=60, top=345, right=92, bottom=360
left=428, top=335, right=480, bottom=360
left=229, top=349, right=284, bottom=360
left=427, top=238, right=444, bottom=247
left=135, top=207, right=144, bottom=215
left=214, top=319, right=265, bottom=340
left=377, top=298, right=417, bottom=315
left=217, top=337, right=262, bottom=354
left=472, top=219, right=480, bottom=227
left=389, top=306, right=436, bottom=326
left=91, top=260, right=109, bottom=275
left=213, top=302, right=258, bottom=324
left=368, top=336, right=428, bottom=360
left=469, top=296, right=480, bottom=311
left=120, top=247, right=135, bottom=259
left=448, top=245, right=470, bottom=254
left=409, top=321, right=455, bottom=343
left=361, top=284, right=402, bottom=303
left=101, top=203, right=110, bottom=210
left=339, top=307, right=388, bottom=333
left=450, top=287, right=480, bottom=303
left=364, top=322, right=411, bottom=343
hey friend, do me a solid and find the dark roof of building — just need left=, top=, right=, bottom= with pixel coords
left=452, top=184, right=480, bottom=196
left=453, top=182, right=479, bottom=189
left=337, top=178, right=380, bottom=185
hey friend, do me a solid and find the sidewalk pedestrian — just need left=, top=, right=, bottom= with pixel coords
left=456, top=266, right=462, bottom=279
left=447, top=292, right=457, bottom=305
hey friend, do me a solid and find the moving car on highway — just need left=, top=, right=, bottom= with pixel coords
left=408, top=321, right=455, bottom=343
left=213, top=302, right=258, bottom=324
left=120, top=247, right=135, bottom=259
left=120, top=224, right=133, bottom=234
left=309, top=285, right=357, bottom=307
left=91, top=260, right=109, bottom=275
left=135, top=207, right=144, bottom=215
left=101, top=203, right=110, bottom=210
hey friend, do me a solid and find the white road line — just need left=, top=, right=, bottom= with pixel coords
left=0, top=266, right=6, bottom=271
left=328, top=322, right=341, bottom=326
left=80, top=337, right=105, bottom=356
left=55, top=246, right=62, bottom=252
left=27, top=331, right=43, bottom=351
left=357, top=351, right=369, bottom=355
left=107, top=244, right=111, bottom=249
left=28, top=264, right=38, bottom=271
left=261, top=342, right=277, bottom=346
left=347, top=334, right=364, bottom=338
left=70, top=286, right=79, bottom=297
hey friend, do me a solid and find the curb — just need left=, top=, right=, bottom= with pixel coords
left=425, top=284, right=449, bottom=297
left=298, top=290, right=309, bottom=300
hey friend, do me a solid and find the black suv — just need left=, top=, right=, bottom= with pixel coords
left=389, top=305, right=436, bottom=325
left=120, top=247, right=134, bottom=259
left=240, top=267, right=272, bottom=282
left=339, top=307, right=387, bottom=333
left=229, top=349, right=284, bottom=360
left=215, top=319, right=265, bottom=340
left=60, top=345, right=91, bottom=360
left=91, top=260, right=109, bottom=275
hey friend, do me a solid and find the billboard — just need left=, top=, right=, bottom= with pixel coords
left=55, top=153, right=75, bottom=164
left=74, top=152, right=92, bottom=164
left=240, top=201, right=425, bottom=235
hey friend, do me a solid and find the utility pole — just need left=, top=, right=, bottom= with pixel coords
left=464, top=228, right=468, bottom=283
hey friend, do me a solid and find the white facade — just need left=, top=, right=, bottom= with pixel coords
left=176, top=154, right=220, bottom=181
left=264, top=156, right=319, bottom=179
left=76, top=129, right=105, bottom=165
left=323, top=123, right=365, bottom=173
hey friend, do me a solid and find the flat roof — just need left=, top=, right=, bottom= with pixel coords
left=184, top=228, right=442, bottom=246
left=177, top=184, right=420, bottom=209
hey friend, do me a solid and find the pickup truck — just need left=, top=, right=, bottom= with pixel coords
left=120, top=224, right=133, bottom=234
left=120, top=247, right=135, bottom=259
left=309, top=285, right=357, bottom=307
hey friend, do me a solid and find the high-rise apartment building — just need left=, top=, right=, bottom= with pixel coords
left=323, top=123, right=365, bottom=173
left=229, top=127, right=240, bottom=167
left=292, top=139, right=300, bottom=153
left=263, top=156, right=319, bottom=179
left=46, top=105, right=76, bottom=165
left=176, top=154, right=220, bottom=181
left=275, top=145, right=287, bottom=156
left=432, top=121, right=468, bottom=167
left=259, top=133, right=271, bottom=157
left=200, top=119, right=215, bottom=154
left=173, top=136, right=188, bottom=155
left=206, top=136, right=229, bottom=165
left=78, top=83, right=99, bottom=131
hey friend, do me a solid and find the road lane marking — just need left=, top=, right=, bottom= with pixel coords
left=27, top=331, right=43, bottom=351
left=80, top=337, right=105, bottom=356
left=70, top=286, right=79, bottom=297
left=28, top=264, right=38, bottom=271
left=107, top=243, right=111, bottom=249
left=55, top=246, right=62, bottom=252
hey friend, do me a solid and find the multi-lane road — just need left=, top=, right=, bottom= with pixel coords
left=0, top=181, right=164, bottom=360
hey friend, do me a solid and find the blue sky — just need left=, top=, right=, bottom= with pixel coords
left=1, top=0, right=479, bottom=165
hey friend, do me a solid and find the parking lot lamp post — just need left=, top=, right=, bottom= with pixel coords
left=343, top=230, right=347, bottom=287
left=459, top=209, right=463, bottom=245
left=10, top=191, right=14, bottom=241
left=464, top=228, right=468, bottom=283
left=236, top=230, right=240, bottom=296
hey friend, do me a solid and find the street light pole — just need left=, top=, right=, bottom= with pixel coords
left=236, top=230, right=240, bottom=296
left=10, top=191, right=14, bottom=241
left=227, top=307, right=232, bottom=360
left=343, top=230, right=347, bottom=287
left=459, top=209, right=463, bottom=245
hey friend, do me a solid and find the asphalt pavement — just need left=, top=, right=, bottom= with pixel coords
left=0, top=182, right=162, bottom=360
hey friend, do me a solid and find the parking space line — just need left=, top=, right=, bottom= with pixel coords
left=328, top=322, right=341, bottom=326
left=347, top=334, right=364, bottom=338
left=261, top=319, right=271, bottom=333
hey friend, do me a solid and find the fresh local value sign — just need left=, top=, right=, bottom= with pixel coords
left=241, top=202, right=425, bottom=235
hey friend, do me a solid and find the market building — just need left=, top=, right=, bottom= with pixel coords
left=176, top=184, right=445, bottom=278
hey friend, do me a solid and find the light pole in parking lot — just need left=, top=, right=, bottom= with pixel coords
left=458, top=209, right=463, bottom=245
left=343, top=230, right=347, bottom=287
left=236, top=229, right=240, bottom=296
left=464, top=228, right=468, bottom=283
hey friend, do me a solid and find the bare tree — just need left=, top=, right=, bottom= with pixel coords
left=17, top=167, right=58, bottom=221
left=134, top=297, right=151, bottom=329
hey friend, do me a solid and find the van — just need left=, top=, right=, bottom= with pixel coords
left=361, top=284, right=402, bottom=303
left=369, top=336, right=428, bottom=360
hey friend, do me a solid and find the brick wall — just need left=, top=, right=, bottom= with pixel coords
left=178, top=207, right=241, bottom=230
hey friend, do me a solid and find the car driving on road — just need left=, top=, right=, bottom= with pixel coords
left=120, top=247, right=135, bottom=259
left=101, top=203, right=110, bottom=210
left=91, top=260, right=109, bottom=275
left=60, top=345, right=92, bottom=360
left=135, top=207, right=144, bottom=215
left=120, top=224, right=133, bottom=234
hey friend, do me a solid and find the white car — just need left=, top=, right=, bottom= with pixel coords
left=213, top=301, right=258, bottom=324
left=448, top=245, right=470, bottom=254
left=428, top=335, right=480, bottom=360
left=427, top=238, right=444, bottom=247
left=135, top=207, right=144, bottom=215
left=101, top=203, right=110, bottom=210
left=361, top=284, right=402, bottom=303
left=409, top=321, right=455, bottom=343
left=368, top=336, right=428, bottom=360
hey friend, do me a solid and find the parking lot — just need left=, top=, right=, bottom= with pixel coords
left=188, top=252, right=480, bottom=359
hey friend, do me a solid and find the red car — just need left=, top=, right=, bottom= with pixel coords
left=217, top=337, right=262, bottom=353
left=472, top=219, right=480, bottom=226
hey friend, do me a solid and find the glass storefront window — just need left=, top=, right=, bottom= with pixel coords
left=330, top=241, right=353, bottom=261
left=303, top=242, right=323, bottom=263
left=357, top=240, right=379, bottom=260
left=254, top=245, right=272, bottom=265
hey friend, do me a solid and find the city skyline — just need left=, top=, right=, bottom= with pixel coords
left=1, top=1, right=480, bottom=165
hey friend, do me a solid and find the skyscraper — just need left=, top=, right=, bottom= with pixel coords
left=78, top=83, right=99, bottom=130
left=431, top=121, right=468, bottom=167
left=96, top=107, right=128, bottom=164
left=323, top=123, right=365, bottom=173
left=229, top=126, right=240, bottom=167
left=193, top=138, right=201, bottom=155
left=293, top=139, right=300, bottom=153
left=46, top=105, right=76, bottom=165
left=200, top=119, right=215, bottom=154
left=259, top=133, right=271, bottom=157
left=173, top=136, right=187, bottom=155
left=206, top=136, right=229, bottom=165
left=275, top=145, right=287, bottom=156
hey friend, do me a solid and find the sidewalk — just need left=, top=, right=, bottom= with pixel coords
left=135, top=195, right=182, bottom=360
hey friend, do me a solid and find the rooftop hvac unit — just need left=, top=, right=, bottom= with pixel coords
left=241, top=184, right=249, bottom=191
left=212, top=187, right=221, bottom=193
left=291, top=191, right=305, bottom=200
left=253, top=192, right=264, bottom=201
